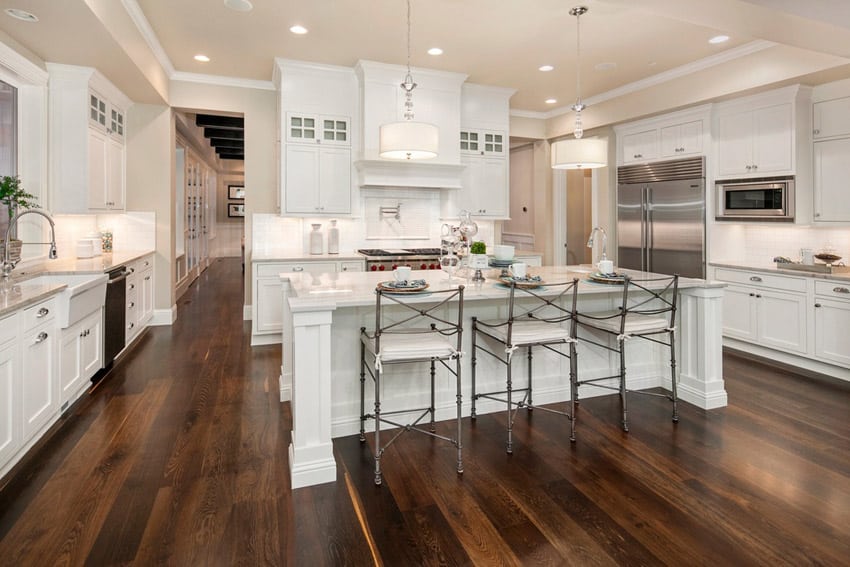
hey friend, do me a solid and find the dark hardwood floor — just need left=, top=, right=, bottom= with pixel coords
left=1, top=257, right=848, bottom=565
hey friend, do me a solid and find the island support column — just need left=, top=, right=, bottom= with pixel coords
left=677, top=285, right=728, bottom=409
left=288, top=304, right=337, bottom=488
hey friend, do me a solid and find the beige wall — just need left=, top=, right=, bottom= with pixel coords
left=169, top=81, right=277, bottom=308
left=506, top=145, right=535, bottom=237
left=126, top=103, right=175, bottom=312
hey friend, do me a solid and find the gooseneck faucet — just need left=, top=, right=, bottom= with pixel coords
left=586, top=226, right=608, bottom=262
left=2, top=208, right=58, bottom=279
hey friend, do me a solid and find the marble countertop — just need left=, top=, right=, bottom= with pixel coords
left=710, top=261, right=850, bottom=283
left=0, top=249, right=154, bottom=317
left=283, top=265, right=721, bottom=312
left=252, top=251, right=363, bottom=262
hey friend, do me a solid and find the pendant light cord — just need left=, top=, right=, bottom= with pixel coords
left=406, top=0, right=412, bottom=76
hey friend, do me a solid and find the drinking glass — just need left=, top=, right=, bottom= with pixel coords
left=440, top=251, right=460, bottom=283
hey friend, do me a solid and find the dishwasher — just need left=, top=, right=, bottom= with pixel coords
left=97, top=266, right=129, bottom=380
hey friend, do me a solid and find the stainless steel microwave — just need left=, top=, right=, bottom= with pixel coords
left=715, top=177, right=795, bottom=221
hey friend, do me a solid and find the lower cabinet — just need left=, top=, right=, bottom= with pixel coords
left=125, top=254, right=154, bottom=344
left=21, top=303, right=58, bottom=442
left=60, top=308, right=103, bottom=407
left=813, top=281, right=850, bottom=367
left=0, top=323, right=19, bottom=469
left=252, top=258, right=363, bottom=345
left=722, top=283, right=807, bottom=354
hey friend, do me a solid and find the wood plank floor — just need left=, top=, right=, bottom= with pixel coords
left=1, top=257, right=848, bottom=565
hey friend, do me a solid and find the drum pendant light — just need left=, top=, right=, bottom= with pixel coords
left=552, top=6, right=607, bottom=170
left=379, top=0, right=439, bottom=160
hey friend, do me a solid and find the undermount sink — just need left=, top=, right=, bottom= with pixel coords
left=19, top=273, right=108, bottom=328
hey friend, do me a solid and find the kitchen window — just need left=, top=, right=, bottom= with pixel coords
left=0, top=79, right=17, bottom=238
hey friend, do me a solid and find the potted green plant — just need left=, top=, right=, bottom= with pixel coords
left=469, top=241, right=488, bottom=269
left=1, top=175, right=39, bottom=262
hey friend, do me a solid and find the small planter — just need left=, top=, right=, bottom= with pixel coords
left=469, top=253, right=488, bottom=269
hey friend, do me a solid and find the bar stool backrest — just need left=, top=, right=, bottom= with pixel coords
left=506, top=278, right=579, bottom=344
left=617, top=274, right=679, bottom=334
left=373, top=286, right=465, bottom=355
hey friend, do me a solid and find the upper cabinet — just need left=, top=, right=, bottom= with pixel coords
left=274, top=61, right=357, bottom=216
left=46, top=63, right=131, bottom=214
left=812, top=95, right=850, bottom=223
left=812, top=96, right=850, bottom=140
left=615, top=105, right=710, bottom=167
left=713, top=85, right=811, bottom=180
left=443, top=83, right=515, bottom=219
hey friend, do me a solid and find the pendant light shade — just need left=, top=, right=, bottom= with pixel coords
left=551, top=138, right=607, bottom=169
left=379, top=121, right=438, bottom=160
left=551, top=6, right=607, bottom=170
left=379, top=0, right=438, bottom=160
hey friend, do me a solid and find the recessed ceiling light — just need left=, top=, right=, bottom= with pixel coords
left=539, top=65, right=554, bottom=72
left=4, top=8, right=38, bottom=22
left=595, top=62, right=617, bottom=71
left=545, top=98, right=557, bottom=104
left=223, top=0, right=253, bottom=12
left=709, top=35, right=730, bottom=44
left=427, top=47, right=443, bottom=56
left=290, top=25, right=308, bottom=35
left=194, top=54, right=210, bottom=62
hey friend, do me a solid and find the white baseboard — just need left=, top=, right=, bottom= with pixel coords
left=243, top=305, right=251, bottom=321
left=150, top=306, right=176, bottom=326
left=252, top=333, right=281, bottom=346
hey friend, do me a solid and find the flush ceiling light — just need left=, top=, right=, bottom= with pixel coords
left=709, top=34, right=730, bottom=44
left=223, top=0, right=253, bottom=12
left=379, top=0, right=438, bottom=160
left=551, top=6, right=607, bottom=170
left=4, top=8, right=38, bottom=22
left=539, top=64, right=554, bottom=72
left=427, top=47, right=443, bottom=55
left=194, top=54, right=211, bottom=62
left=290, top=25, right=308, bottom=35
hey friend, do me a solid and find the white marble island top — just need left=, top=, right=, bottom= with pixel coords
left=284, top=265, right=723, bottom=311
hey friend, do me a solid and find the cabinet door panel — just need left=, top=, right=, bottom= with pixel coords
left=813, top=138, right=850, bottom=222
left=814, top=298, right=850, bottom=367
left=0, top=341, right=18, bottom=467
left=81, top=311, right=103, bottom=380
left=721, top=285, right=757, bottom=341
left=59, top=325, right=83, bottom=405
left=757, top=289, right=807, bottom=354
left=285, top=145, right=320, bottom=213
left=753, top=103, right=792, bottom=174
left=477, top=156, right=508, bottom=217
left=678, top=120, right=703, bottom=155
left=255, top=278, right=285, bottom=334
left=21, top=325, right=56, bottom=441
left=107, top=137, right=124, bottom=209
left=87, top=128, right=108, bottom=209
left=717, top=111, right=753, bottom=177
left=813, top=97, right=850, bottom=139
left=622, top=130, right=657, bottom=164
left=319, top=147, right=351, bottom=214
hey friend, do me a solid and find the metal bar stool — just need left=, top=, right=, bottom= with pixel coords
left=470, top=278, right=579, bottom=452
left=575, top=274, right=679, bottom=432
left=359, top=285, right=465, bottom=486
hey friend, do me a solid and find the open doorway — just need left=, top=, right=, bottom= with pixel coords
left=564, top=169, right=593, bottom=265
left=174, top=110, right=244, bottom=298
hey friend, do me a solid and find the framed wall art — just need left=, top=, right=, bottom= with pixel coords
left=228, top=203, right=245, bottom=217
left=228, top=185, right=245, bottom=200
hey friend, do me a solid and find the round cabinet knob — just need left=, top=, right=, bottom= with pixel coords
left=815, top=303, right=822, bottom=308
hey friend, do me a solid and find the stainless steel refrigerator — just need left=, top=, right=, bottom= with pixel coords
left=616, top=156, right=705, bottom=279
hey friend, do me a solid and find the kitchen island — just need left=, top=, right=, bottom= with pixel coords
left=281, top=266, right=727, bottom=488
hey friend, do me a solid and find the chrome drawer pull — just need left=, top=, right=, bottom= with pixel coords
left=834, top=286, right=850, bottom=294
left=36, top=307, right=49, bottom=317
left=749, top=276, right=763, bottom=282
left=292, top=266, right=304, bottom=272
left=34, top=331, right=48, bottom=344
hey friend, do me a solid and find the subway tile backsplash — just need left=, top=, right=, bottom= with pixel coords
left=712, top=223, right=850, bottom=265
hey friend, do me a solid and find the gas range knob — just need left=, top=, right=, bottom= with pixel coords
left=392, top=264, right=398, bottom=270
left=370, top=265, right=378, bottom=271
left=378, top=265, right=386, bottom=271
left=420, top=263, right=428, bottom=270
left=429, top=263, right=437, bottom=270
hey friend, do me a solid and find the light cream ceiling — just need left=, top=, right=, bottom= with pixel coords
left=1, top=0, right=850, bottom=113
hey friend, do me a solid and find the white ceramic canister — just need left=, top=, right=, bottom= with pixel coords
left=309, top=223, right=323, bottom=255
left=327, top=219, right=339, bottom=254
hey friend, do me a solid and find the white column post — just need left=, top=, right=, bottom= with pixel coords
left=677, top=286, right=728, bottom=409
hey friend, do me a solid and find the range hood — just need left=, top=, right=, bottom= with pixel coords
left=355, top=60, right=468, bottom=189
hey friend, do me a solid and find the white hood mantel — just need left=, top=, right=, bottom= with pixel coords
left=355, top=60, right=468, bottom=189
left=354, top=159, right=465, bottom=189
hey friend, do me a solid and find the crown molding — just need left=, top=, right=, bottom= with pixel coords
left=0, top=41, right=48, bottom=85
left=121, top=0, right=175, bottom=77
left=171, top=71, right=275, bottom=91
left=512, top=39, right=778, bottom=120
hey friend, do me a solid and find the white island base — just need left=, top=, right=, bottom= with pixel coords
left=281, top=266, right=727, bottom=489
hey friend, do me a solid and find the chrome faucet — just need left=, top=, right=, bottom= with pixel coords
left=2, top=208, right=58, bottom=279
left=586, top=226, right=608, bottom=261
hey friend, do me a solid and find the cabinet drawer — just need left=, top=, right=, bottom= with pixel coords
left=814, top=280, right=850, bottom=300
left=22, top=298, right=57, bottom=332
left=339, top=261, right=364, bottom=272
left=714, top=268, right=807, bottom=293
left=256, top=262, right=337, bottom=277
left=0, top=313, right=16, bottom=345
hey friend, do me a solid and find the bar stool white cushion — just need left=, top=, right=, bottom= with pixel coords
left=477, top=319, right=571, bottom=346
left=364, top=333, right=459, bottom=363
left=580, top=310, right=669, bottom=335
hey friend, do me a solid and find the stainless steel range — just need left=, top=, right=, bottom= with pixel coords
left=357, top=248, right=444, bottom=272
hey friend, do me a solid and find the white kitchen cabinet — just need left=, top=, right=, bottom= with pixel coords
left=47, top=63, right=131, bottom=213
left=721, top=285, right=759, bottom=341
left=286, top=113, right=349, bottom=146
left=660, top=120, right=703, bottom=158
left=284, top=144, right=351, bottom=215
left=460, top=129, right=506, bottom=157
left=813, top=96, right=850, bottom=140
left=140, top=262, right=154, bottom=326
left=124, top=254, right=154, bottom=344
left=622, top=129, right=658, bottom=164
left=20, top=300, right=58, bottom=442
left=813, top=138, right=850, bottom=222
left=0, top=316, right=19, bottom=470
left=449, top=154, right=508, bottom=218
left=59, top=308, right=102, bottom=407
left=716, top=103, right=793, bottom=177
left=813, top=281, right=850, bottom=367
left=251, top=259, right=363, bottom=345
